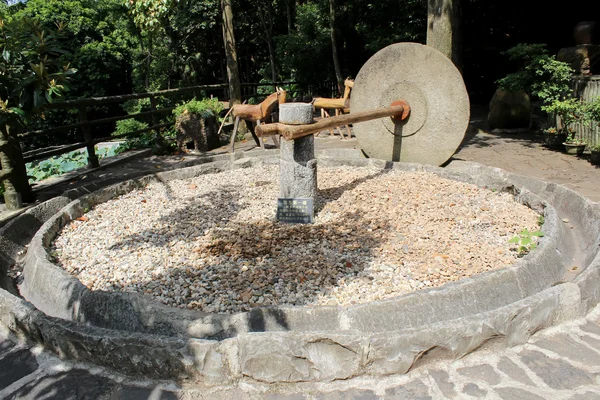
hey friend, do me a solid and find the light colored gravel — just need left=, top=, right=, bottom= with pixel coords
left=51, top=165, right=542, bottom=314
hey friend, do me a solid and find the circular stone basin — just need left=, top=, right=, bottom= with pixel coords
left=52, top=165, right=540, bottom=314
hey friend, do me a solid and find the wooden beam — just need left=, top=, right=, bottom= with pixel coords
left=256, top=105, right=406, bottom=140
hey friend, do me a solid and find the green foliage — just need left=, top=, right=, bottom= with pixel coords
left=496, top=43, right=573, bottom=105
left=0, top=14, right=76, bottom=123
left=509, top=228, right=544, bottom=257
left=584, top=96, right=600, bottom=127
left=542, top=98, right=585, bottom=134
left=10, top=0, right=134, bottom=98
left=121, top=98, right=151, bottom=114
left=113, top=118, right=149, bottom=137
left=529, top=57, right=574, bottom=106
left=502, top=43, right=547, bottom=63
left=173, top=97, right=223, bottom=119
left=115, top=131, right=155, bottom=152
left=124, top=0, right=174, bottom=31
left=274, top=2, right=331, bottom=83
left=537, top=214, right=545, bottom=227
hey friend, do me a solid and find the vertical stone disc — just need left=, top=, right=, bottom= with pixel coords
left=350, top=43, right=470, bottom=166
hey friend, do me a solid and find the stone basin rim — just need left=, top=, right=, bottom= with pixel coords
left=1, top=153, right=598, bottom=383
left=18, top=155, right=582, bottom=339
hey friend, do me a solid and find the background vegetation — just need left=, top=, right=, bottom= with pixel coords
left=1, top=0, right=597, bottom=139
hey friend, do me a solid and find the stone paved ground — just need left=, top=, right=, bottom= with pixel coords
left=2, top=309, right=600, bottom=399
left=1, top=110, right=600, bottom=398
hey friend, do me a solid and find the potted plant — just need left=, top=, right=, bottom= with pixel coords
left=563, top=130, right=587, bottom=155
left=542, top=97, right=589, bottom=155
left=491, top=44, right=574, bottom=132
left=542, top=127, right=568, bottom=150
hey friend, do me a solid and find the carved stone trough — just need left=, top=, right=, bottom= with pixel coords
left=0, top=151, right=599, bottom=386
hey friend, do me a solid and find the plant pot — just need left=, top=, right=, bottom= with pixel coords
left=563, top=142, right=587, bottom=156
left=545, top=132, right=568, bottom=149
left=591, top=151, right=600, bottom=165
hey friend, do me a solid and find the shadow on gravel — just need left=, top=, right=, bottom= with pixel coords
left=106, top=184, right=243, bottom=253
left=103, top=172, right=390, bottom=318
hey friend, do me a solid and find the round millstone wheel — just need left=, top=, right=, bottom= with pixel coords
left=350, top=42, right=470, bottom=166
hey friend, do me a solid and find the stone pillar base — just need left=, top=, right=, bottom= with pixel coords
left=279, top=135, right=317, bottom=199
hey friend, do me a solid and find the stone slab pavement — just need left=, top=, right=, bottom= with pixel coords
left=2, top=308, right=600, bottom=399
left=1, top=110, right=600, bottom=398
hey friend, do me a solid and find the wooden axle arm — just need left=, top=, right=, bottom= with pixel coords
left=256, top=104, right=407, bottom=141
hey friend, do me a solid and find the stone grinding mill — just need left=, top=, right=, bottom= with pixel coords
left=255, top=43, right=470, bottom=222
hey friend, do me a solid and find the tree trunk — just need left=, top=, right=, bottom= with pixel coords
left=258, top=5, right=278, bottom=84
left=0, top=122, right=33, bottom=209
left=285, top=0, right=294, bottom=34
left=145, top=32, right=153, bottom=90
left=221, top=0, right=242, bottom=106
left=329, top=0, right=343, bottom=94
left=426, top=0, right=462, bottom=72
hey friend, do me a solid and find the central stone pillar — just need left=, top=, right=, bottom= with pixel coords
left=279, top=135, right=317, bottom=199
left=277, top=103, right=317, bottom=223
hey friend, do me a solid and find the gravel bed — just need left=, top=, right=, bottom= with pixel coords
left=51, top=165, right=541, bottom=314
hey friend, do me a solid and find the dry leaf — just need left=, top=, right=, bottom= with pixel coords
left=76, top=216, right=89, bottom=222
left=141, top=199, right=147, bottom=203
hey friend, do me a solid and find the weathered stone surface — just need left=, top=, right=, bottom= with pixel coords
left=429, top=369, right=457, bottom=398
left=462, top=383, right=486, bottom=398
left=238, top=334, right=362, bottom=382
left=578, top=333, right=600, bottom=350
left=579, top=321, right=600, bottom=336
left=111, top=386, right=179, bottom=400
left=533, top=335, right=600, bottom=366
left=495, top=387, right=545, bottom=400
left=557, top=45, right=600, bottom=75
left=0, top=349, right=38, bottom=390
left=488, top=89, right=531, bottom=130
left=317, top=148, right=366, bottom=160
left=279, top=136, right=317, bottom=200
left=2, top=153, right=600, bottom=387
left=457, top=364, right=501, bottom=385
left=315, top=389, right=378, bottom=399
left=0, top=336, right=15, bottom=355
left=497, top=357, right=535, bottom=386
left=384, top=379, right=431, bottom=400
left=265, top=394, right=307, bottom=400
left=279, top=103, right=313, bottom=125
left=519, top=349, right=596, bottom=390
left=8, top=370, right=115, bottom=400
left=567, top=392, right=600, bottom=400
left=365, top=335, right=418, bottom=376
left=189, top=340, right=230, bottom=385
left=351, top=43, right=469, bottom=166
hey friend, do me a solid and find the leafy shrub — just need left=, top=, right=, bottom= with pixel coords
left=585, top=97, right=600, bottom=127
left=173, top=98, right=224, bottom=119
left=113, top=118, right=149, bottom=137
left=121, top=98, right=152, bottom=115
left=496, top=43, right=573, bottom=105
